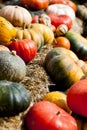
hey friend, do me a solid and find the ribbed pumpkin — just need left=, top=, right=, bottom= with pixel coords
left=0, top=16, right=16, bottom=46
left=45, top=47, right=85, bottom=91
left=15, top=23, right=54, bottom=50
left=0, top=51, right=26, bottom=82
left=0, top=80, right=31, bottom=117
left=0, top=5, right=32, bottom=27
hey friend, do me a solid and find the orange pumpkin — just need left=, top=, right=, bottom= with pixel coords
left=20, top=0, right=49, bottom=11
left=53, top=36, right=70, bottom=49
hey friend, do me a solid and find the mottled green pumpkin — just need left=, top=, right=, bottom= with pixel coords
left=0, top=51, right=26, bottom=82
left=0, top=80, right=31, bottom=117
left=45, top=47, right=85, bottom=91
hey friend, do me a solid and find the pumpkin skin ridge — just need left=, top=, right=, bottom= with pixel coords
left=0, top=5, right=32, bottom=27
left=0, top=80, right=31, bottom=117
left=10, top=82, right=31, bottom=112
left=28, top=23, right=54, bottom=45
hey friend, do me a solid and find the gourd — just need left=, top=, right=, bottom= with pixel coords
left=65, top=31, right=87, bottom=61
left=0, top=5, right=32, bottom=27
left=0, top=80, right=31, bottom=117
left=0, top=51, right=26, bottom=82
left=9, top=39, right=37, bottom=64
left=46, top=4, right=76, bottom=21
left=44, top=47, right=86, bottom=91
left=15, top=23, right=54, bottom=50
left=0, top=16, right=16, bottom=46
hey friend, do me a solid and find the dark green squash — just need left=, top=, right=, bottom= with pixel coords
left=65, top=31, right=87, bottom=61
left=0, top=80, right=31, bottom=117
left=45, top=47, right=85, bottom=91
left=0, top=50, right=26, bottom=82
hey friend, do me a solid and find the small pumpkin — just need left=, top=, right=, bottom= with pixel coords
left=0, top=5, right=32, bottom=27
left=55, top=24, right=68, bottom=37
left=53, top=36, right=71, bottom=49
left=9, top=39, right=37, bottom=63
left=0, top=50, right=26, bottom=82
left=0, top=16, right=16, bottom=46
left=45, top=47, right=85, bottom=91
left=0, top=80, right=31, bottom=117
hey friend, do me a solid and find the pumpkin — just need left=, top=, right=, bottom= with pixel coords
left=9, top=39, right=37, bottom=63
left=48, top=13, right=72, bottom=30
left=55, top=24, right=68, bottom=37
left=0, top=80, right=31, bottom=117
left=49, top=0, right=77, bottom=12
left=53, top=36, right=71, bottom=49
left=0, top=16, right=16, bottom=46
left=20, top=0, right=49, bottom=11
left=44, top=47, right=85, bottom=91
left=67, top=78, right=87, bottom=117
left=25, top=101, right=78, bottom=130
left=0, top=50, right=26, bottom=82
left=15, top=23, right=54, bottom=50
left=0, top=5, right=32, bottom=27
left=46, top=4, right=76, bottom=21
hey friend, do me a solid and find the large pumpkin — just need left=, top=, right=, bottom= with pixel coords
left=44, top=47, right=85, bottom=90
left=0, top=80, right=31, bottom=117
left=0, top=16, right=16, bottom=46
left=0, top=50, right=26, bottom=82
left=0, top=5, right=32, bottom=27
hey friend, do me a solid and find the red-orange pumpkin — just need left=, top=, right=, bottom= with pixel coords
left=8, top=39, right=37, bottom=63
left=20, top=0, right=49, bottom=11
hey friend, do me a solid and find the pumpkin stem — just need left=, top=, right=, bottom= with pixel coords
left=56, top=111, right=60, bottom=116
left=11, top=50, right=17, bottom=56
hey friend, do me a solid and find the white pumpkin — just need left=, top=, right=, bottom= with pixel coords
left=46, top=4, right=76, bottom=21
left=0, top=5, right=32, bottom=27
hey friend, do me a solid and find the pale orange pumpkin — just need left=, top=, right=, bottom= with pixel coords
left=0, top=5, right=32, bottom=27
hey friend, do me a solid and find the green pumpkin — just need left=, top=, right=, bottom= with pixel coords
left=45, top=47, right=85, bottom=91
left=0, top=80, right=31, bottom=117
left=0, top=50, right=26, bottom=82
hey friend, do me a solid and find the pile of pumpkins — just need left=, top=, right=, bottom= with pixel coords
left=0, top=0, right=87, bottom=130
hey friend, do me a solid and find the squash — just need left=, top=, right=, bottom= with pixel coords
left=65, top=31, right=87, bottom=61
left=0, top=16, right=16, bottom=46
left=0, top=50, right=26, bottom=82
left=0, top=5, right=32, bottom=27
left=20, top=0, right=49, bottom=11
left=15, top=23, right=54, bottom=50
left=28, top=23, right=54, bottom=45
left=45, top=47, right=85, bottom=91
left=46, top=4, right=76, bottom=21
left=0, top=80, right=31, bottom=117
left=9, top=39, right=37, bottom=64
